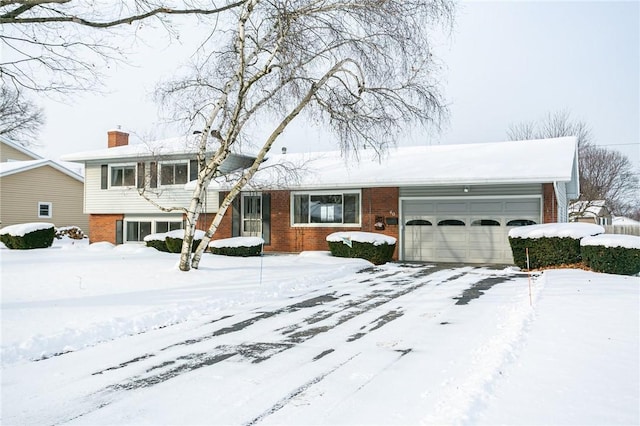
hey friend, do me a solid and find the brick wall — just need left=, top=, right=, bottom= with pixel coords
left=542, top=183, right=557, bottom=223
left=107, top=130, right=129, bottom=148
left=89, top=213, right=124, bottom=244
left=213, top=188, right=400, bottom=259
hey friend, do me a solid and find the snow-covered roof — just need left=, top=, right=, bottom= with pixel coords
left=61, top=135, right=256, bottom=174
left=0, top=136, right=43, bottom=160
left=613, top=216, right=640, bottom=226
left=213, top=136, right=578, bottom=190
left=0, top=159, right=84, bottom=182
left=569, top=200, right=609, bottom=218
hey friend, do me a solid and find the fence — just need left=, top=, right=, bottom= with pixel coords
left=603, top=225, right=640, bottom=236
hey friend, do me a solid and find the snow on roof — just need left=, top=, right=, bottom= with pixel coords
left=613, top=216, right=640, bottom=226
left=0, top=136, right=44, bottom=160
left=212, top=136, right=577, bottom=190
left=581, top=234, right=640, bottom=250
left=508, top=222, right=604, bottom=239
left=0, top=222, right=54, bottom=237
left=0, top=159, right=84, bottom=182
left=569, top=200, right=609, bottom=218
left=60, top=136, right=255, bottom=163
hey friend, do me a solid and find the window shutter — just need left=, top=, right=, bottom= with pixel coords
left=137, top=162, right=145, bottom=189
left=262, top=193, right=271, bottom=245
left=231, top=195, right=241, bottom=237
left=101, top=165, right=108, bottom=189
left=115, top=220, right=123, bottom=245
left=189, top=159, right=198, bottom=182
left=150, top=162, right=157, bottom=188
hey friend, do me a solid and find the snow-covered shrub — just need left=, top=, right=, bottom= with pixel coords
left=143, top=233, right=170, bottom=252
left=209, top=237, right=264, bottom=257
left=326, top=231, right=396, bottom=265
left=581, top=235, right=640, bottom=276
left=508, top=223, right=604, bottom=270
left=164, top=230, right=205, bottom=253
left=55, top=226, right=85, bottom=240
left=0, top=222, right=55, bottom=249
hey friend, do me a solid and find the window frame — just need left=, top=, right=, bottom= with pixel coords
left=290, top=190, right=361, bottom=227
left=38, top=202, right=52, bottom=218
left=159, top=161, right=190, bottom=187
left=109, top=163, right=137, bottom=188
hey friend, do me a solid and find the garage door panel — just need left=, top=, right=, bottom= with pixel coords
left=402, top=197, right=540, bottom=264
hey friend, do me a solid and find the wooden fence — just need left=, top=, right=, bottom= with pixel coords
left=603, top=225, right=640, bottom=236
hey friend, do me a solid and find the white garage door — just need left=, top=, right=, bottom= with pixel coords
left=402, top=198, right=540, bottom=264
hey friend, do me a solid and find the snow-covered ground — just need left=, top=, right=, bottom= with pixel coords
left=1, top=239, right=638, bottom=425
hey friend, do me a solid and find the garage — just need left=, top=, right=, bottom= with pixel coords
left=401, top=197, right=541, bottom=264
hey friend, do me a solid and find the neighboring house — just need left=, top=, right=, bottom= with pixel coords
left=0, top=137, right=88, bottom=231
left=63, top=133, right=579, bottom=264
left=61, top=130, right=255, bottom=244
left=568, top=200, right=612, bottom=225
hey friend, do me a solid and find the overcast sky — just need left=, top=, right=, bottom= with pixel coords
left=34, top=1, right=639, bottom=167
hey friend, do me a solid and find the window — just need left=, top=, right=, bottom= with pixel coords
left=292, top=191, right=360, bottom=225
left=38, top=202, right=52, bottom=218
left=126, top=221, right=152, bottom=242
left=111, top=165, right=135, bottom=187
left=471, top=219, right=500, bottom=226
left=160, top=162, right=188, bottom=185
left=438, top=219, right=465, bottom=226
left=156, top=221, right=183, bottom=233
left=406, top=219, right=432, bottom=226
left=506, top=219, right=537, bottom=227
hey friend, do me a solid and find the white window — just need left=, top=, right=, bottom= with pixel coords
left=125, top=221, right=152, bottom=242
left=38, top=202, right=52, bottom=218
left=292, top=191, right=360, bottom=226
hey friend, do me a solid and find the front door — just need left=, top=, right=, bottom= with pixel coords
left=241, top=193, right=262, bottom=237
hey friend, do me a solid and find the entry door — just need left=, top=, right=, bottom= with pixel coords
left=241, top=193, right=262, bottom=237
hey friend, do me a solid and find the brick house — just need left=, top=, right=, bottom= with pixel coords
left=64, top=133, right=579, bottom=264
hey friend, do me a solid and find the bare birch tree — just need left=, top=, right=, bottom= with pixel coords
left=508, top=110, right=639, bottom=216
left=1, top=0, right=245, bottom=93
left=153, top=0, right=455, bottom=271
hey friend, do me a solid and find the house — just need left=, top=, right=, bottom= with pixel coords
left=211, top=136, right=580, bottom=264
left=0, top=136, right=88, bottom=231
left=63, top=133, right=579, bottom=264
left=568, top=200, right=612, bottom=225
left=61, top=130, right=255, bottom=244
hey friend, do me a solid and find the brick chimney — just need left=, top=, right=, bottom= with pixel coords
left=107, top=128, right=129, bottom=148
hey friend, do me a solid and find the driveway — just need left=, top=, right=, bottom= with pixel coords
left=2, top=262, right=532, bottom=425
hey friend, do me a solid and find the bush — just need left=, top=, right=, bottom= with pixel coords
left=165, top=236, right=202, bottom=253
left=209, top=237, right=264, bottom=257
left=509, top=236, right=582, bottom=270
left=581, top=235, right=640, bottom=276
left=145, top=238, right=170, bottom=253
left=327, top=240, right=396, bottom=265
left=55, top=226, right=85, bottom=240
left=0, top=223, right=55, bottom=249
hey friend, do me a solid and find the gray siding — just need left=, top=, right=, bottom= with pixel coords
left=400, top=184, right=543, bottom=198
left=0, top=166, right=88, bottom=231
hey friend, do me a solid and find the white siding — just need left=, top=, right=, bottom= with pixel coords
left=554, top=181, right=568, bottom=223
left=84, top=163, right=219, bottom=214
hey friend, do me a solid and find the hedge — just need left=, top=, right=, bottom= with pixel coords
left=509, top=236, right=582, bottom=270
left=0, top=225, right=55, bottom=249
left=327, top=240, right=396, bottom=265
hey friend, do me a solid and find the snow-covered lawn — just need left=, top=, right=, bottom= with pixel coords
left=1, top=240, right=638, bottom=425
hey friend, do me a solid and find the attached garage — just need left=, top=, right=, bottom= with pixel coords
left=401, top=190, right=541, bottom=263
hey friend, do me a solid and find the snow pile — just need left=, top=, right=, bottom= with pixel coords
left=508, top=222, right=604, bottom=239
left=210, top=236, right=265, bottom=248
left=143, top=229, right=206, bottom=242
left=581, top=234, right=640, bottom=249
left=0, top=222, right=54, bottom=236
left=326, top=231, right=396, bottom=246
